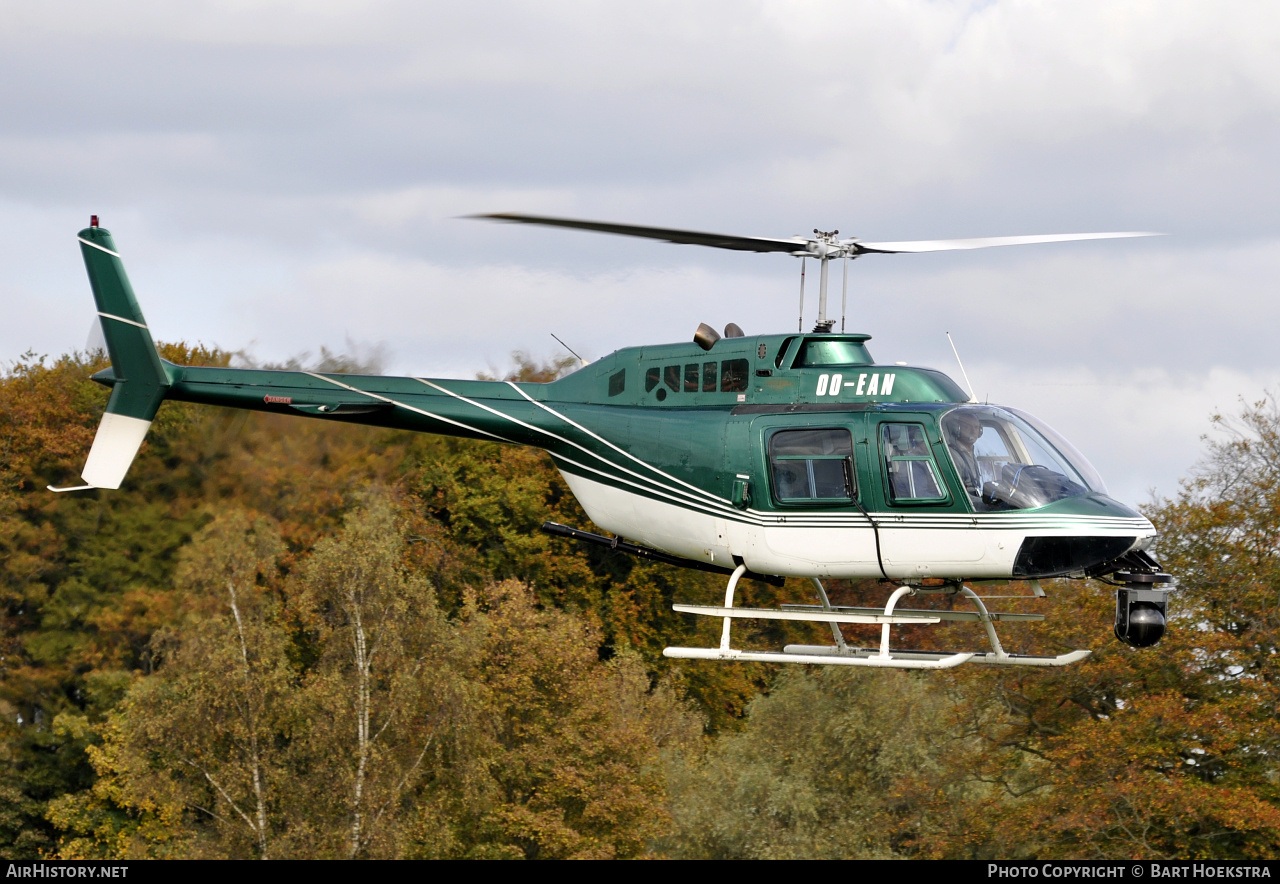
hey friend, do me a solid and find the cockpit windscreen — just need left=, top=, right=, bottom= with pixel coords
left=941, top=405, right=1105, bottom=510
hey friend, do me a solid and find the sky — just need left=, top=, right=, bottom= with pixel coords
left=3, top=0, right=1279, bottom=507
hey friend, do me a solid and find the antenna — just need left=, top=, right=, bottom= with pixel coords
left=550, top=332, right=587, bottom=367
left=797, top=257, right=807, bottom=332
left=947, top=332, right=979, bottom=404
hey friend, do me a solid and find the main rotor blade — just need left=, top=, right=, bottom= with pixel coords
left=853, top=231, right=1161, bottom=254
left=471, top=212, right=810, bottom=253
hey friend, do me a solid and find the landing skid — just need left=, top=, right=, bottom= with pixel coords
left=663, top=565, right=1091, bottom=670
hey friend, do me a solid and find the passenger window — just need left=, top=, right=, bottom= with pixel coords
left=702, top=362, right=717, bottom=392
left=769, top=428, right=855, bottom=504
left=608, top=369, right=625, bottom=397
left=664, top=365, right=681, bottom=392
left=684, top=364, right=699, bottom=393
left=881, top=423, right=946, bottom=503
left=645, top=366, right=660, bottom=393
left=720, top=358, right=748, bottom=393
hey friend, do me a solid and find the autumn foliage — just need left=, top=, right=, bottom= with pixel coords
left=2, top=348, right=1278, bottom=858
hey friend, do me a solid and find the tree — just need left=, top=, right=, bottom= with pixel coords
left=46, top=510, right=289, bottom=858
left=655, top=396, right=1280, bottom=860
left=45, top=492, right=702, bottom=859
left=1, top=347, right=219, bottom=857
left=451, top=578, right=702, bottom=859
left=656, top=666, right=994, bottom=859
left=290, top=493, right=473, bottom=859
left=1, top=345, right=432, bottom=857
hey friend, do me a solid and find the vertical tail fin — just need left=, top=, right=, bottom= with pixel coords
left=51, top=222, right=172, bottom=492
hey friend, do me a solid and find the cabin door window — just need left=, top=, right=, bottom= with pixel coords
left=880, top=422, right=948, bottom=503
left=768, top=428, right=855, bottom=504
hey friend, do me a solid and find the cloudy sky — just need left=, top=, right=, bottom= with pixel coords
left=3, top=1, right=1279, bottom=505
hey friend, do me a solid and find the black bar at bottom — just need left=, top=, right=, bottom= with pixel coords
left=541, top=521, right=785, bottom=587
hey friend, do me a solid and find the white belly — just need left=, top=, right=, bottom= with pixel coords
left=557, top=471, right=1155, bottom=581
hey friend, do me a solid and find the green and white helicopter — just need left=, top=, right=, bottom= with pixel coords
left=55, top=214, right=1175, bottom=670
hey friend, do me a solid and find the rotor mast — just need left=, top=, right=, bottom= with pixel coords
left=810, top=229, right=847, bottom=332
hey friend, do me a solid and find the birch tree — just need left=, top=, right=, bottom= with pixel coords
left=292, top=493, right=469, bottom=859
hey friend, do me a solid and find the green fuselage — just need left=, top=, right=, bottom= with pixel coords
left=95, top=332, right=972, bottom=512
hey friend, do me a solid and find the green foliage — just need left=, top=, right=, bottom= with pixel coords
left=659, top=668, right=992, bottom=859
left=452, top=580, right=701, bottom=859
left=662, top=394, right=1280, bottom=861
left=40, top=496, right=697, bottom=859
left=915, top=395, right=1280, bottom=860
left=288, top=495, right=470, bottom=859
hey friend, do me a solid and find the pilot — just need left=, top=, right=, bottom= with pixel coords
left=946, top=411, right=984, bottom=497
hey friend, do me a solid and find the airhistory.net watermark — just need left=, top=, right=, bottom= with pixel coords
left=6, top=866, right=128, bottom=878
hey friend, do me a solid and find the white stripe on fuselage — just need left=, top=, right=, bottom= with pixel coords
left=303, top=373, right=751, bottom=521
left=504, top=381, right=729, bottom=506
left=416, top=378, right=736, bottom=516
left=419, top=384, right=1150, bottom=537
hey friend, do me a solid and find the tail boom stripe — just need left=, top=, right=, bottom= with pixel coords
left=77, top=237, right=121, bottom=257
left=97, top=311, right=149, bottom=330
left=301, top=372, right=509, bottom=442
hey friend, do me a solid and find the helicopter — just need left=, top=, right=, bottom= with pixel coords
left=52, top=213, right=1175, bottom=670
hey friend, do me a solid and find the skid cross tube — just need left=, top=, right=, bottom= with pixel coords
left=780, top=581, right=1091, bottom=667
left=961, top=586, right=1007, bottom=659
left=811, top=577, right=851, bottom=654
left=879, top=586, right=915, bottom=658
left=719, top=564, right=747, bottom=653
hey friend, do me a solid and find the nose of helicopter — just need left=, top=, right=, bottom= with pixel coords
left=1009, top=493, right=1156, bottom=578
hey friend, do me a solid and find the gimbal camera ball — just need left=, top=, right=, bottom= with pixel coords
left=1113, top=571, right=1176, bottom=648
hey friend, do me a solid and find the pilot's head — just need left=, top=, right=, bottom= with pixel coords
left=953, top=412, right=982, bottom=446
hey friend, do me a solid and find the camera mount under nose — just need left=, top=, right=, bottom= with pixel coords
left=1113, top=570, right=1176, bottom=648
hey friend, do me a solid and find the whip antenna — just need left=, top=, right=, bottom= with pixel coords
left=551, top=332, right=587, bottom=367
left=947, top=332, right=978, bottom=404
